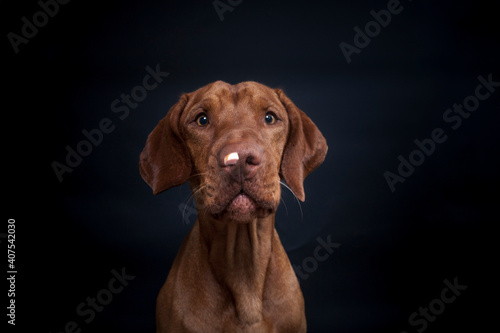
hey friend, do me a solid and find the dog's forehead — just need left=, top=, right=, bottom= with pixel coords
left=188, top=81, right=281, bottom=109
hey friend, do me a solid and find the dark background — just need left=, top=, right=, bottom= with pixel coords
left=3, top=0, right=499, bottom=332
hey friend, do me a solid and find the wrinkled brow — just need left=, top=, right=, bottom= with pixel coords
left=187, top=97, right=221, bottom=113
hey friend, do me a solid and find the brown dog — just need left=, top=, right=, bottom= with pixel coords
left=140, top=81, right=327, bottom=332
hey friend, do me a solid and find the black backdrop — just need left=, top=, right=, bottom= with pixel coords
left=4, top=0, right=499, bottom=332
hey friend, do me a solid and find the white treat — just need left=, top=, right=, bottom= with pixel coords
left=224, top=152, right=239, bottom=166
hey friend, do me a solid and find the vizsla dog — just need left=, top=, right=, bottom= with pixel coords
left=140, top=81, right=327, bottom=333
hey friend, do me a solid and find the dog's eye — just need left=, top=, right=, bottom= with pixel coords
left=196, top=113, right=209, bottom=126
left=264, top=112, right=277, bottom=125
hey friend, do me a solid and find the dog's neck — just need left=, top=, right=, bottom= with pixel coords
left=198, top=212, right=275, bottom=324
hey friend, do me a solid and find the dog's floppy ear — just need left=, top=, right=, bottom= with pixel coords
left=277, top=89, right=328, bottom=202
left=139, top=94, right=191, bottom=194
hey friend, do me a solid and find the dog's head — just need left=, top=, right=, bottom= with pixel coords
left=140, top=81, right=327, bottom=223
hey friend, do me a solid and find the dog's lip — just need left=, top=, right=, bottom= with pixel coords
left=228, top=192, right=255, bottom=209
left=208, top=190, right=252, bottom=215
left=221, top=192, right=257, bottom=221
left=207, top=185, right=276, bottom=219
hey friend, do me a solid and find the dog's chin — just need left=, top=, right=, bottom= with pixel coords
left=216, top=193, right=275, bottom=223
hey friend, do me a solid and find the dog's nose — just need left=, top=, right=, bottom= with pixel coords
left=219, top=143, right=262, bottom=181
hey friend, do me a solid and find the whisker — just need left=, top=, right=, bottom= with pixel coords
left=279, top=181, right=303, bottom=221
left=187, top=172, right=209, bottom=181
left=280, top=197, right=289, bottom=216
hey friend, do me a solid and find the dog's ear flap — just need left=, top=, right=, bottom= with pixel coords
left=277, top=89, right=328, bottom=202
left=139, top=94, right=191, bottom=194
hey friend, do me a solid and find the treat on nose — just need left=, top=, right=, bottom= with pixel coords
left=224, top=152, right=239, bottom=166
left=219, top=143, right=263, bottom=182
